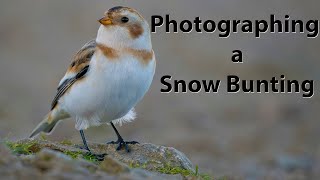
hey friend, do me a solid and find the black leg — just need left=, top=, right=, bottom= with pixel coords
left=80, top=130, right=91, bottom=151
left=79, top=130, right=106, bottom=161
left=107, top=122, right=139, bottom=152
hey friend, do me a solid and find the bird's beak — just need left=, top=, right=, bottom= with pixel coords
left=98, top=17, right=113, bottom=25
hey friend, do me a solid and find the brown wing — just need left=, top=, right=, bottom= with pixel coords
left=51, top=40, right=96, bottom=110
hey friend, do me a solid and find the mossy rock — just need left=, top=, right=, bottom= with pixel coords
left=2, top=139, right=212, bottom=179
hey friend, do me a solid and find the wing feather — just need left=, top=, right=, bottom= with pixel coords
left=51, top=40, right=96, bottom=110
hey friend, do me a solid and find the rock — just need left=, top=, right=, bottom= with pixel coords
left=276, top=155, right=313, bottom=172
left=93, top=143, right=195, bottom=172
left=0, top=143, right=42, bottom=179
left=23, top=149, right=99, bottom=178
left=1, top=139, right=204, bottom=180
left=99, top=157, right=130, bottom=174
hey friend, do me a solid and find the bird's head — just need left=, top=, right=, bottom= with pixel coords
left=97, top=6, right=151, bottom=50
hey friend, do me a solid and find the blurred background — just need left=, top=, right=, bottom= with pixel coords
left=1, top=0, right=320, bottom=179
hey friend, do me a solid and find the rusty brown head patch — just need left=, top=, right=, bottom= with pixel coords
left=128, top=23, right=144, bottom=39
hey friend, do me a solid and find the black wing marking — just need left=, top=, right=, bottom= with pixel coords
left=51, top=65, right=89, bottom=110
left=51, top=40, right=96, bottom=110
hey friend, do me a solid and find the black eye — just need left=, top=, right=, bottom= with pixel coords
left=121, top=16, right=129, bottom=23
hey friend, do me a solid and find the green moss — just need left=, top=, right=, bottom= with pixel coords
left=5, top=140, right=98, bottom=163
left=64, top=150, right=82, bottom=159
left=130, top=161, right=212, bottom=180
left=60, top=139, right=73, bottom=146
left=129, top=162, right=144, bottom=168
left=82, top=152, right=100, bottom=162
left=39, top=134, right=47, bottom=141
left=64, top=150, right=99, bottom=163
left=165, top=149, right=173, bottom=158
left=157, top=164, right=212, bottom=180
left=5, top=140, right=39, bottom=155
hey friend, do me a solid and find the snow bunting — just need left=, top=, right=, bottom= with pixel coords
left=29, top=6, right=156, bottom=157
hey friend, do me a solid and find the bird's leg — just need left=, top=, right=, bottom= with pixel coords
left=79, top=130, right=106, bottom=161
left=79, top=130, right=91, bottom=151
left=107, top=122, right=139, bottom=152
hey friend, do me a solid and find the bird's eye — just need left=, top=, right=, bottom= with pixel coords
left=121, top=16, right=129, bottom=23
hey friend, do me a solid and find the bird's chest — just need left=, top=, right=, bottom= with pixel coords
left=89, top=55, right=155, bottom=118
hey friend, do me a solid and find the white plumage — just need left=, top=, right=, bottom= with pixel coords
left=61, top=50, right=155, bottom=130
left=30, top=6, right=156, bottom=140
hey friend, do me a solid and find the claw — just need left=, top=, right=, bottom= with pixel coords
left=75, top=144, right=106, bottom=161
left=107, top=141, right=116, bottom=144
left=116, top=143, right=123, bottom=151
left=108, top=122, right=139, bottom=152
left=107, top=138, right=139, bottom=152
left=127, top=141, right=139, bottom=144
left=84, top=151, right=107, bottom=161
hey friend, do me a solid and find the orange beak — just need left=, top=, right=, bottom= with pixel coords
left=98, top=17, right=113, bottom=25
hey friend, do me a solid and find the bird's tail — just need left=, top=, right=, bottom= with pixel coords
left=29, top=108, right=69, bottom=138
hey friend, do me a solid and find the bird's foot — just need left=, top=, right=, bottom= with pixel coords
left=107, top=138, right=139, bottom=152
left=75, top=145, right=107, bottom=161
left=84, top=151, right=107, bottom=161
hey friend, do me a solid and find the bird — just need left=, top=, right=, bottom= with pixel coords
left=29, top=6, right=156, bottom=159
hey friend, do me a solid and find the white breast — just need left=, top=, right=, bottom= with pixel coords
left=60, top=52, right=155, bottom=130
